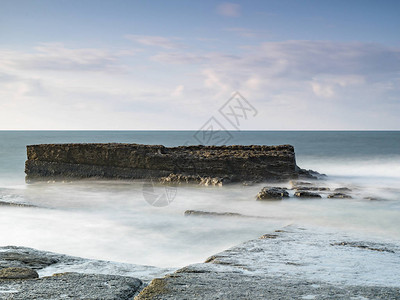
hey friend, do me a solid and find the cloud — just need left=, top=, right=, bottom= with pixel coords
left=311, top=75, right=365, bottom=98
left=152, top=52, right=240, bottom=65
left=1, top=40, right=399, bottom=130
left=152, top=41, right=400, bottom=79
left=223, top=27, right=267, bottom=38
left=171, top=85, right=184, bottom=97
left=148, top=40, right=400, bottom=129
left=0, top=43, right=134, bottom=72
left=216, top=2, right=241, bottom=17
left=125, top=35, right=183, bottom=49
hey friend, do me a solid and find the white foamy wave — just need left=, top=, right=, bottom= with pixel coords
left=300, top=157, right=400, bottom=180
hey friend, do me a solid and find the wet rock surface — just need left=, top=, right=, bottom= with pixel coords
left=0, top=272, right=141, bottom=300
left=0, top=246, right=174, bottom=299
left=294, top=191, right=322, bottom=198
left=25, top=143, right=303, bottom=182
left=256, top=187, right=289, bottom=200
left=295, top=186, right=330, bottom=191
left=297, top=168, right=327, bottom=180
left=331, top=242, right=395, bottom=253
left=0, top=246, right=60, bottom=270
left=135, top=227, right=400, bottom=300
left=0, top=201, right=36, bottom=207
left=184, top=210, right=266, bottom=219
left=328, top=193, right=353, bottom=199
left=334, top=187, right=352, bottom=192
left=290, top=180, right=312, bottom=186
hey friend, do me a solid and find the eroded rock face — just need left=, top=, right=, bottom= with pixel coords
left=256, top=187, right=289, bottom=200
left=160, top=174, right=231, bottom=186
left=25, top=143, right=300, bottom=182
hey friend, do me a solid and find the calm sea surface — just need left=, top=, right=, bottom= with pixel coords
left=0, top=131, right=399, bottom=268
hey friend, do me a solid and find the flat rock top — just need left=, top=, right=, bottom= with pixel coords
left=27, top=143, right=295, bottom=160
left=136, top=227, right=400, bottom=300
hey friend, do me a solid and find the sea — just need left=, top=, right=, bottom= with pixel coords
left=0, top=131, right=399, bottom=271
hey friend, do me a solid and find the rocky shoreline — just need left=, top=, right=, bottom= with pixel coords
left=1, top=226, right=399, bottom=299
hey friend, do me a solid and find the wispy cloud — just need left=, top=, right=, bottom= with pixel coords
left=125, top=35, right=184, bottom=49
left=216, top=2, right=241, bottom=17
left=1, top=39, right=399, bottom=130
left=148, top=40, right=400, bottom=128
left=0, top=43, right=133, bottom=72
left=223, top=27, right=267, bottom=38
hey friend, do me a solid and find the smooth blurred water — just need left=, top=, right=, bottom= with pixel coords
left=0, top=131, right=399, bottom=268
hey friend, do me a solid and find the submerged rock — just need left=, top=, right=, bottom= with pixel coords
left=184, top=210, right=267, bottom=219
left=294, top=191, right=322, bottom=198
left=256, top=187, right=289, bottom=200
left=327, top=193, right=352, bottom=199
left=0, top=267, right=38, bottom=279
left=184, top=210, right=244, bottom=217
left=289, top=180, right=312, bottom=188
left=0, top=201, right=36, bottom=207
left=364, top=196, right=382, bottom=201
left=334, top=187, right=352, bottom=192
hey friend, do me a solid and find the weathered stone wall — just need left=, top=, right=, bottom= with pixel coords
left=25, top=143, right=299, bottom=181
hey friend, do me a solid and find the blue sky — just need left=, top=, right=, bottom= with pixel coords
left=1, top=0, right=399, bottom=129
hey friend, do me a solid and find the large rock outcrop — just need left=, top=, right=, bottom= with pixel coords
left=135, top=227, right=400, bottom=300
left=25, top=143, right=302, bottom=181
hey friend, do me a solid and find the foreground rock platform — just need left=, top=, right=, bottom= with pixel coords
left=135, top=227, right=400, bottom=300
left=0, top=246, right=173, bottom=299
left=25, top=143, right=305, bottom=182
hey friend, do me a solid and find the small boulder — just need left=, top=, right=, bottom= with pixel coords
left=0, top=267, right=39, bottom=279
left=256, top=187, right=289, bottom=200
left=364, top=196, right=380, bottom=201
left=294, top=191, right=321, bottom=198
left=334, top=187, right=352, bottom=192
left=327, top=193, right=352, bottom=199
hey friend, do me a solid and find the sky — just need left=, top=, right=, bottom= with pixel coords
left=0, top=0, right=399, bottom=130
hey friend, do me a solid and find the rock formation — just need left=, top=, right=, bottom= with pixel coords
left=25, top=143, right=304, bottom=182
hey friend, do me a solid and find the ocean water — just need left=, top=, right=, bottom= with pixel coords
left=0, top=131, right=399, bottom=270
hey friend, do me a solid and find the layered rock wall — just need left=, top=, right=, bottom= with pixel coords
left=25, top=143, right=299, bottom=181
